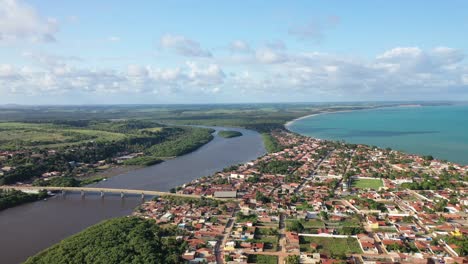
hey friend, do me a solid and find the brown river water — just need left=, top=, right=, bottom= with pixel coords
left=0, top=127, right=265, bottom=264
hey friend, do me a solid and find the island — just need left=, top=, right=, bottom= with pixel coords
left=218, top=130, right=243, bottom=138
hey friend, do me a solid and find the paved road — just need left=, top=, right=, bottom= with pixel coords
left=216, top=215, right=235, bottom=264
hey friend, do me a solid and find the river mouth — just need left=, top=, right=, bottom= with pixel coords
left=0, top=126, right=265, bottom=264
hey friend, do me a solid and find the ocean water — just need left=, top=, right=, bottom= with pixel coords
left=287, top=104, right=468, bottom=165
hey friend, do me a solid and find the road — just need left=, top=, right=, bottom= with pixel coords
left=216, top=215, right=235, bottom=264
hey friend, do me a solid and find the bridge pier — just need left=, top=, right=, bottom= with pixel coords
left=120, top=192, right=125, bottom=198
left=100, top=191, right=104, bottom=198
left=61, top=190, right=66, bottom=196
left=81, top=190, right=85, bottom=198
left=141, top=193, right=145, bottom=199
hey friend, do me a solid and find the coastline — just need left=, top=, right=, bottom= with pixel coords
left=284, top=104, right=468, bottom=166
left=284, top=104, right=434, bottom=129
left=285, top=109, right=359, bottom=128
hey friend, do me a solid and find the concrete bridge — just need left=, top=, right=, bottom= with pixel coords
left=0, top=186, right=214, bottom=200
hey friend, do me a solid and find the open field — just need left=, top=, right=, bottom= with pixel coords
left=0, top=104, right=387, bottom=133
left=247, top=254, right=278, bottom=264
left=300, top=236, right=363, bottom=256
left=253, top=235, right=279, bottom=251
left=286, top=219, right=325, bottom=229
left=352, top=178, right=383, bottom=189
left=0, top=122, right=126, bottom=149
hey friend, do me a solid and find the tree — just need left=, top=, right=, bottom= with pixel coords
left=286, top=255, right=300, bottom=264
left=287, top=220, right=304, bottom=233
left=319, top=211, right=329, bottom=220
left=24, top=217, right=187, bottom=264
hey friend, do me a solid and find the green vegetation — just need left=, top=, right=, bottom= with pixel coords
left=257, top=160, right=303, bottom=174
left=251, top=235, right=279, bottom=251
left=32, top=176, right=105, bottom=187
left=25, top=217, right=187, bottom=264
left=401, top=171, right=465, bottom=190
left=287, top=220, right=305, bottom=232
left=77, top=176, right=106, bottom=186
left=352, top=178, right=383, bottom=189
left=0, top=104, right=380, bottom=133
left=0, top=189, right=48, bottom=211
left=0, top=122, right=125, bottom=150
left=261, top=133, right=283, bottom=153
left=33, top=177, right=80, bottom=187
left=218, top=130, right=243, bottom=138
left=286, top=255, right=300, bottom=264
left=236, top=212, right=258, bottom=223
left=247, top=254, right=278, bottom=264
left=385, top=241, right=419, bottom=253
left=443, top=236, right=468, bottom=256
left=300, top=236, right=362, bottom=256
left=0, top=120, right=213, bottom=186
left=122, top=156, right=163, bottom=166
left=354, top=198, right=387, bottom=212
left=146, top=126, right=214, bottom=157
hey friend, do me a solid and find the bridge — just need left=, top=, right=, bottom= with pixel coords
left=0, top=186, right=214, bottom=200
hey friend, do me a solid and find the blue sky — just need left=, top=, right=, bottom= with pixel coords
left=1, top=0, right=467, bottom=104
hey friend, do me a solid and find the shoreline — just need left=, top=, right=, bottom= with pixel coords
left=284, top=105, right=468, bottom=166
left=284, top=103, right=436, bottom=128
left=285, top=109, right=363, bottom=128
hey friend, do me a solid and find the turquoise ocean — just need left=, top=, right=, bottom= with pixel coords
left=287, top=104, right=468, bottom=165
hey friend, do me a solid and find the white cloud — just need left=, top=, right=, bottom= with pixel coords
left=186, top=61, right=225, bottom=86
left=377, top=47, right=423, bottom=60
left=0, top=0, right=59, bottom=43
left=160, top=34, right=212, bottom=57
left=255, top=47, right=287, bottom=64
left=1, top=46, right=467, bottom=102
left=229, top=40, right=251, bottom=53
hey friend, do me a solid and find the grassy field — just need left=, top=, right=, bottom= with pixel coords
left=286, top=219, right=325, bottom=229
left=247, top=254, right=278, bottom=264
left=352, top=178, right=383, bottom=189
left=0, top=122, right=126, bottom=149
left=300, top=236, right=362, bottom=256
left=0, top=104, right=384, bottom=133
left=253, top=235, right=279, bottom=251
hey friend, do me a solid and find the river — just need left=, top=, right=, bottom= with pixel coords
left=0, top=127, right=265, bottom=264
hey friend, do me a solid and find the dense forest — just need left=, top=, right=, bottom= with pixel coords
left=0, top=189, right=48, bottom=211
left=24, top=217, right=187, bottom=264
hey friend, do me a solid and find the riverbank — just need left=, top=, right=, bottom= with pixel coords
left=0, top=126, right=266, bottom=264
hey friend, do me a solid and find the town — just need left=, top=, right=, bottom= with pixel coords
left=134, top=131, right=467, bottom=264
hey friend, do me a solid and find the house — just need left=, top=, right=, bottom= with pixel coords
left=224, top=241, right=236, bottom=251
left=367, top=216, right=379, bottom=229
left=214, top=191, right=237, bottom=198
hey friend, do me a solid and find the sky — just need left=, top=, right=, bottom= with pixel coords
left=0, top=0, right=468, bottom=104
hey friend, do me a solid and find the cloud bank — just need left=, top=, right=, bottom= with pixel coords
left=1, top=46, right=467, bottom=102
